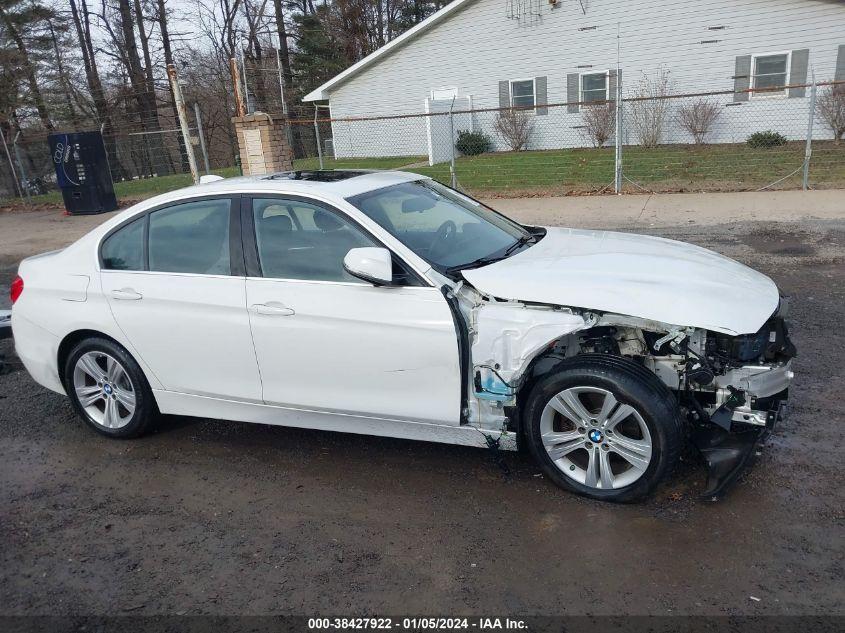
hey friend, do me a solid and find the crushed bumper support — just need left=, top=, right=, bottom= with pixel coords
left=691, top=397, right=786, bottom=498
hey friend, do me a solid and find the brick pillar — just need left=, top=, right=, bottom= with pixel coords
left=231, top=113, right=293, bottom=176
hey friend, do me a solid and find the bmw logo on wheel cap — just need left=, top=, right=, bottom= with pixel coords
left=103, top=384, right=113, bottom=395
left=589, top=429, right=603, bottom=443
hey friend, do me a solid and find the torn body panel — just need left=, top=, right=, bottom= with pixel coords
left=453, top=280, right=794, bottom=496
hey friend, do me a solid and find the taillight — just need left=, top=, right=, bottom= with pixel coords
left=10, top=275, right=23, bottom=305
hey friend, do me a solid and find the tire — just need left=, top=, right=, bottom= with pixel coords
left=63, top=337, right=157, bottom=439
left=523, top=353, right=683, bottom=502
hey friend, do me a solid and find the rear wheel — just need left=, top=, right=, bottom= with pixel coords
left=64, top=337, right=157, bottom=438
left=523, top=354, right=683, bottom=502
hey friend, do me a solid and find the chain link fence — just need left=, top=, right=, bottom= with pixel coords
left=3, top=75, right=843, bottom=206
left=286, top=80, right=844, bottom=198
left=0, top=78, right=234, bottom=205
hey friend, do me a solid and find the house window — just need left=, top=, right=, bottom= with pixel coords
left=581, top=72, right=609, bottom=103
left=510, top=79, right=535, bottom=109
left=752, top=53, right=790, bottom=96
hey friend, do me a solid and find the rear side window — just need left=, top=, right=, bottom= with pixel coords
left=149, top=199, right=231, bottom=275
left=102, top=217, right=144, bottom=271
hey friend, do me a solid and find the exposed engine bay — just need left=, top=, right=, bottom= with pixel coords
left=450, top=282, right=795, bottom=496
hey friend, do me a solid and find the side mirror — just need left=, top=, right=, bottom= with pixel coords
left=343, top=247, right=394, bottom=286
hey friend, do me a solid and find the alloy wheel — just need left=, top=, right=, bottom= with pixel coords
left=540, top=386, right=652, bottom=490
left=72, top=351, right=136, bottom=429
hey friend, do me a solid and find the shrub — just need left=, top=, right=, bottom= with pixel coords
left=494, top=109, right=533, bottom=151
left=816, top=85, right=845, bottom=144
left=629, top=68, right=673, bottom=148
left=455, top=130, right=491, bottom=155
left=746, top=130, right=788, bottom=148
left=678, top=98, right=721, bottom=144
left=581, top=102, right=616, bottom=148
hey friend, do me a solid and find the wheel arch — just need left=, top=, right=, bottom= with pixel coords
left=57, top=329, right=161, bottom=395
left=57, top=330, right=122, bottom=389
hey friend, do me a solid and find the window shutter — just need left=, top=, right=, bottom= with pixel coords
left=535, top=76, right=548, bottom=115
left=788, top=49, right=810, bottom=98
left=499, top=81, right=510, bottom=108
left=835, top=44, right=845, bottom=82
left=608, top=69, right=619, bottom=101
left=733, top=55, right=752, bottom=102
left=567, top=74, right=580, bottom=112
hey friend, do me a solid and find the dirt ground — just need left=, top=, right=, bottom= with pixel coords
left=0, top=195, right=843, bottom=618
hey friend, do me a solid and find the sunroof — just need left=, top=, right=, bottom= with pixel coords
left=264, top=170, right=372, bottom=182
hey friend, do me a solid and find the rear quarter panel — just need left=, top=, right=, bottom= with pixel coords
left=12, top=239, right=164, bottom=395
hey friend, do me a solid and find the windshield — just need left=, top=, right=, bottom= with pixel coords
left=347, top=180, right=533, bottom=273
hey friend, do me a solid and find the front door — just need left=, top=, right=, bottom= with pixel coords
left=244, top=196, right=461, bottom=424
left=101, top=196, right=262, bottom=402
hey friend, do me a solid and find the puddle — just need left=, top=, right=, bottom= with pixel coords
left=739, top=230, right=818, bottom=257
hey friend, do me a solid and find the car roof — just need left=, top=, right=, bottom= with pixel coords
left=156, top=170, right=427, bottom=204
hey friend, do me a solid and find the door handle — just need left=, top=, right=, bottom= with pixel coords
left=251, top=302, right=295, bottom=316
left=111, top=288, right=143, bottom=301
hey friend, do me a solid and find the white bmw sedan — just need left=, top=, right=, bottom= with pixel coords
left=10, top=170, right=794, bottom=501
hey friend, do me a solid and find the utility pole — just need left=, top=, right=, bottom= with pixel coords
left=194, top=103, right=211, bottom=175
left=314, top=105, right=323, bottom=170
left=240, top=47, right=251, bottom=114
left=449, top=96, right=457, bottom=189
left=167, top=64, right=199, bottom=184
left=230, top=57, right=245, bottom=117
left=614, top=22, right=623, bottom=195
left=802, top=70, right=816, bottom=191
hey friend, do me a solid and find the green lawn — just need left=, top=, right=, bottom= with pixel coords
left=3, top=143, right=843, bottom=211
left=298, top=143, right=845, bottom=196
left=414, top=141, right=845, bottom=196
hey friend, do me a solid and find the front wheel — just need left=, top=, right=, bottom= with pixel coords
left=523, top=354, right=683, bottom=502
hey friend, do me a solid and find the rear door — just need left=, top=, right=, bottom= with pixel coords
left=100, top=196, right=262, bottom=402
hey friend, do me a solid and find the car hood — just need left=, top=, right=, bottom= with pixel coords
left=460, top=227, right=779, bottom=335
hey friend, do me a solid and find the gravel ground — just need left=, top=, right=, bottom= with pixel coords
left=0, top=216, right=843, bottom=617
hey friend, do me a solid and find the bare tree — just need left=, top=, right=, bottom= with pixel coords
left=629, top=68, right=672, bottom=148
left=68, top=0, right=125, bottom=178
left=816, top=85, right=845, bottom=145
left=131, top=0, right=155, bottom=97
left=494, top=108, right=532, bottom=151
left=678, top=98, right=721, bottom=144
left=272, top=0, right=292, bottom=91
left=582, top=103, right=615, bottom=148
left=153, top=0, right=190, bottom=171
left=109, top=0, right=172, bottom=176
left=45, top=18, right=82, bottom=127
left=0, top=0, right=54, bottom=130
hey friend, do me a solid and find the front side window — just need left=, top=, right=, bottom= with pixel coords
left=253, top=199, right=377, bottom=283
left=581, top=72, right=609, bottom=103
left=511, top=80, right=535, bottom=109
left=102, top=217, right=145, bottom=271
left=347, top=180, right=531, bottom=273
left=148, top=199, right=231, bottom=275
left=753, top=53, right=789, bottom=95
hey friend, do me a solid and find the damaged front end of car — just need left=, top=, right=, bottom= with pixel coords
left=654, top=301, right=795, bottom=497
left=450, top=282, right=795, bottom=498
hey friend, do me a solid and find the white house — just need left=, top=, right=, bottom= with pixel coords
left=303, top=0, right=845, bottom=161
